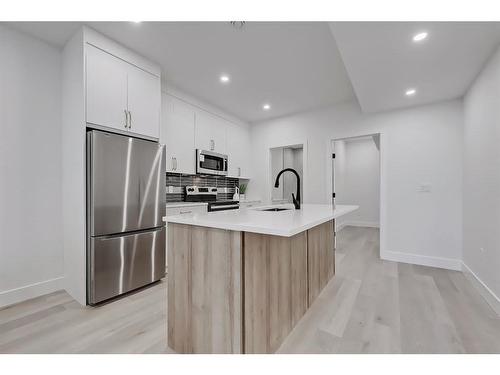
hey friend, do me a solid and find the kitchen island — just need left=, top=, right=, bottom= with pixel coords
left=166, top=204, right=358, bottom=354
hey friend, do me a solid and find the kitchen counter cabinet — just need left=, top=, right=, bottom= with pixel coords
left=168, top=225, right=242, bottom=353
left=167, top=205, right=356, bottom=353
left=243, top=229, right=309, bottom=353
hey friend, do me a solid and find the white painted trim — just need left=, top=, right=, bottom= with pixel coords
left=461, top=262, right=500, bottom=316
left=381, top=250, right=462, bottom=271
left=339, top=220, right=380, bottom=228
left=379, top=133, right=388, bottom=260
left=0, top=277, right=64, bottom=309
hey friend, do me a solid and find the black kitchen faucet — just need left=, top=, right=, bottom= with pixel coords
left=274, top=168, right=301, bottom=209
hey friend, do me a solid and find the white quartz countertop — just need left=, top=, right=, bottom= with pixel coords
left=165, top=204, right=358, bottom=237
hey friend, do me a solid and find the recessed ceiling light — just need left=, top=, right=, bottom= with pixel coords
left=263, top=104, right=271, bottom=111
left=220, top=74, right=230, bottom=84
left=131, top=21, right=142, bottom=24
left=412, top=32, right=428, bottom=42
left=405, top=88, right=417, bottom=96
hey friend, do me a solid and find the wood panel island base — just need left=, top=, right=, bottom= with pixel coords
left=166, top=204, right=358, bottom=354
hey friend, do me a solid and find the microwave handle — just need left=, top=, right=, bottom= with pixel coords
left=224, top=158, right=227, bottom=172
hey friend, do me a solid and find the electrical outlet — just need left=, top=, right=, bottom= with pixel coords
left=418, top=183, right=432, bottom=192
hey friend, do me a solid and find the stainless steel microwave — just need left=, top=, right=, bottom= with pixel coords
left=196, top=149, right=228, bottom=176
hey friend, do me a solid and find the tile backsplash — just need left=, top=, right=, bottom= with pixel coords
left=166, top=173, right=239, bottom=202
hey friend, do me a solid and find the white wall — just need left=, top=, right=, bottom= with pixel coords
left=463, top=45, right=500, bottom=313
left=249, top=99, right=463, bottom=270
left=0, top=25, right=63, bottom=307
left=334, top=137, right=380, bottom=228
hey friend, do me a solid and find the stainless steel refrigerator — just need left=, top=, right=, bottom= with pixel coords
left=86, top=130, right=166, bottom=305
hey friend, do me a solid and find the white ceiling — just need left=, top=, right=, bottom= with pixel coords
left=330, top=22, right=500, bottom=113
left=5, top=22, right=82, bottom=46
left=6, top=21, right=500, bottom=119
left=5, top=21, right=355, bottom=123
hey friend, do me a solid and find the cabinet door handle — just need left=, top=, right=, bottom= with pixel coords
left=210, top=139, right=215, bottom=151
left=171, top=157, right=175, bottom=171
left=179, top=210, right=192, bottom=214
left=128, top=111, right=132, bottom=129
left=238, top=167, right=241, bottom=177
left=124, top=110, right=128, bottom=129
left=174, top=157, right=178, bottom=171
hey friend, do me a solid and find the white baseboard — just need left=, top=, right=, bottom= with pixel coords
left=346, top=221, right=380, bottom=228
left=336, top=221, right=379, bottom=231
left=0, top=277, right=64, bottom=309
left=461, top=262, right=500, bottom=316
left=381, top=250, right=462, bottom=271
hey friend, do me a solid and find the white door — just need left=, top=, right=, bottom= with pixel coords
left=195, top=110, right=227, bottom=154
left=226, top=122, right=250, bottom=178
left=86, top=44, right=128, bottom=131
left=127, top=66, right=161, bottom=139
left=163, top=95, right=196, bottom=174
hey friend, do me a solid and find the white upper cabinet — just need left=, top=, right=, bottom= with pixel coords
left=226, top=122, right=251, bottom=178
left=195, top=110, right=227, bottom=154
left=86, top=45, right=128, bottom=131
left=161, top=91, right=251, bottom=178
left=85, top=44, right=161, bottom=139
left=127, top=66, right=160, bottom=139
left=161, top=94, right=196, bottom=174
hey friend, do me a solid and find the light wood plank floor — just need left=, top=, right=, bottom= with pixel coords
left=278, top=226, right=500, bottom=353
left=1, top=226, right=498, bottom=354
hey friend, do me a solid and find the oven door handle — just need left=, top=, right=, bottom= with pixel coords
left=209, top=204, right=240, bottom=212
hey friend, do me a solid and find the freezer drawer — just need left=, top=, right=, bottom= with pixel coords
left=88, top=130, right=166, bottom=236
left=88, top=226, right=166, bottom=304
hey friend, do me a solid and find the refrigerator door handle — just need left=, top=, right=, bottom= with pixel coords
left=96, top=226, right=165, bottom=240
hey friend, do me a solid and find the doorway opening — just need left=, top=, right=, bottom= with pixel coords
left=270, top=144, right=304, bottom=204
left=331, top=134, right=381, bottom=262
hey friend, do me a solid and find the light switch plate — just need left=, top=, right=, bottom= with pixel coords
left=418, top=183, right=432, bottom=193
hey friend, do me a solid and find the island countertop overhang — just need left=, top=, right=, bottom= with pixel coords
left=164, top=204, right=358, bottom=237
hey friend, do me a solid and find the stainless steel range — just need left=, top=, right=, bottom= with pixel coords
left=185, top=185, right=239, bottom=212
